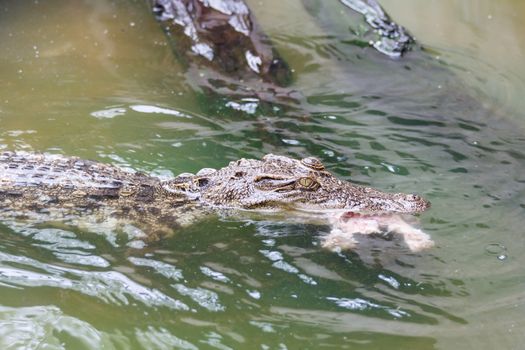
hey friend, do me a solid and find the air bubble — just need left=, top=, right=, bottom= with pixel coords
left=485, top=243, right=508, bottom=261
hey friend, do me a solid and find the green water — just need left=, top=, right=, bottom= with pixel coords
left=1, top=0, right=525, bottom=349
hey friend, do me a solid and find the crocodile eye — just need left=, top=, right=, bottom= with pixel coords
left=301, top=157, right=325, bottom=170
left=298, top=177, right=320, bottom=190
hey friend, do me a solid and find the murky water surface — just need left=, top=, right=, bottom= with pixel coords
left=1, top=0, right=525, bottom=349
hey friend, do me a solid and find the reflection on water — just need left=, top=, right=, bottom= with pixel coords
left=0, top=0, right=525, bottom=349
left=0, top=217, right=469, bottom=348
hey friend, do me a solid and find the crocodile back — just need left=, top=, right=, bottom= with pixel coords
left=0, top=151, right=143, bottom=190
left=0, top=152, right=202, bottom=236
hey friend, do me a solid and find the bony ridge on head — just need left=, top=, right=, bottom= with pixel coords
left=300, top=157, right=325, bottom=170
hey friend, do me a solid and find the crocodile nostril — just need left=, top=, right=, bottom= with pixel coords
left=409, top=194, right=420, bottom=201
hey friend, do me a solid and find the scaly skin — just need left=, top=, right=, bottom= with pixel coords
left=0, top=152, right=429, bottom=237
left=165, top=154, right=429, bottom=213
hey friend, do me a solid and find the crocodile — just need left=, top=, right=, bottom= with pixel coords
left=0, top=152, right=430, bottom=247
left=339, top=0, right=415, bottom=57
left=151, top=0, right=292, bottom=86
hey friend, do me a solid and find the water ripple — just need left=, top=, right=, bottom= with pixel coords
left=129, top=256, right=184, bottom=281
left=173, top=284, right=225, bottom=312
left=326, top=296, right=410, bottom=318
left=135, top=326, right=198, bottom=350
left=0, top=251, right=188, bottom=311
left=0, top=305, right=104, bottom=349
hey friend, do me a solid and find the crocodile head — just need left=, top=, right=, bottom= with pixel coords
left=164, top=154, right=429, bottom=214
